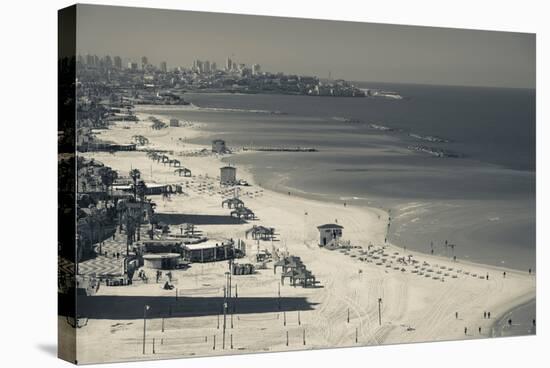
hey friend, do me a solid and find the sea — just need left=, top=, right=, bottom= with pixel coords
left=145, top=82, right=536, bottom=334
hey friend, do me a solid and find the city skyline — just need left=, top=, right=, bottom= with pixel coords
left=76, top=5, right=535, bottom=89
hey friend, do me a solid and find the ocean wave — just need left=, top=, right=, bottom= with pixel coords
left=339, top=196, right=368, bottom=201
left=408, top=145, right=461, bottom=158
left=369, top=123, right=396, bottom=132
left=409, top=133, right=451, bottom=143
left=332, top=116, right=362, bottom=124
left=136, top=103, right=285, bottom=115
left=197, top=106, right=286, bottom=115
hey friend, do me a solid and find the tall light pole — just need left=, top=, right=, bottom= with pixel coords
left=222, top=287, right=227, bottom=349
left=378, top=298, right=382, bottom=326
left=278, top=282, right=281, bottom=310
left=225, top=271, right=230, bottom=298
left=142, top=305, right=150, bottom=354
left=303, top=210, right=308, bottom=245
left=228, top=268, right=232, bottom=298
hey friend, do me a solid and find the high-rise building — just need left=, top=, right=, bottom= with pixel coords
left=103, top=55, right=113, bottom=68
left=141, top=56, right=148, bottom=69
left=195, top=60, right=203, bottom=73
left=211, top=62, right=217, bottom=72
left=226, top=57, right=232, bottom=71
left=113, top=56, right=122, bottom=69
left=128, top=61, right=138, bottom=70
left=86, top=54, right=94, bottom=66
left=204, top=60, right=211, bottom=74
left=160, top=61, right=167, bottom=73
left=252, top=63, right=261, bottom=76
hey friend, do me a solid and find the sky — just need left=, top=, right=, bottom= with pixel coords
left=76, top=4, right=536, bottom=88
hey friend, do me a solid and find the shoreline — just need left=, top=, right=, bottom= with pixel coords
left=140, top=105, right=536, bottom=335
left=138, top=104, right=536, bottom=327
left=490, top=298, right=537, bottom=338
left=166, top=114, right=531, bottom=275
left=76, top=106, right=536, bottom=363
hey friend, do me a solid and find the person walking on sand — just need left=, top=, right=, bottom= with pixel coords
left=486, top=273, right=489, bottom=280
left=484, top=311, right=487, bottom=319
left=488, top=312, right=491, bottom=319
left=503, top=271, right=506, bottom=278
left=478, top=326, right=482, bottom=334
left=464, top=327, right=467, bottom=335
left=455, top=312, right=458, bottom=319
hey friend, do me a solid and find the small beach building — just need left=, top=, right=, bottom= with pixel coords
left=112, top=182, right=169, bottom=196
left=138, top=239, right=183, bottom=255
left=82, top=142, right=137, bottom=152
left=169, top=118, right=180, bottom=127
left=220, top=166, right=237, bottom=184
left=317, top=223, right=344, bottom=247
left=212, top=139, right=227, bottom=153
left=142, top=253, right=181, bottom=269
left=181, top=239, right=238, bottom=263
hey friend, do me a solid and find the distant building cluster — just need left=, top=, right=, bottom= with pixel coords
left=76, top=53, right=366, bottom=98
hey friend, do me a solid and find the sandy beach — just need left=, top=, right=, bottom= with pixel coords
left=75, top=108, right=536, bottom=363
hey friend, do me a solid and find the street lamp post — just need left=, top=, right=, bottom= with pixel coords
left=227, top=269, right=232, bottom=298
left=142, top=305, right=150, bottom=354
left=222, top=289, right=227, bottom=349
left=378, top=298, right=382, bottom=326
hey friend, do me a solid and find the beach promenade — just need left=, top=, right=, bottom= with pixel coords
left=74, top=109, right=536, bottom=363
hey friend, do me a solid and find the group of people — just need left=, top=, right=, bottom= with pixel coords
left=137, top=269, right=148, bottom=283
left=455, top=311, right=492, bottom=336
left=135, top=269, right=175, bottom=288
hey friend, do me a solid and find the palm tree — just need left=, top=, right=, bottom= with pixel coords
left=135, top=180, right=148, bottom=241
left=129, top=169, right=141, bottom=201
left=116, top=200, right=127, bottom=233
left=125, top=212, right=135, bottom=256
left=100, top=167, right=118, bottom=204
left=149, top=214, right=159, bottom=240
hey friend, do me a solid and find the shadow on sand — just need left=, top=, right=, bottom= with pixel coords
left=60, top=295, right=316, bottom=320
left=155, top=213, right=247, bottom=225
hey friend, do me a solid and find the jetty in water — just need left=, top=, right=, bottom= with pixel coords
left=242, top=146, right=318, bottom=152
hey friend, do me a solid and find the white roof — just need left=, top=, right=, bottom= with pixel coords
left=143, top=253, right=180, bottom=259
left=183, top=240, right=231, bottom=251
